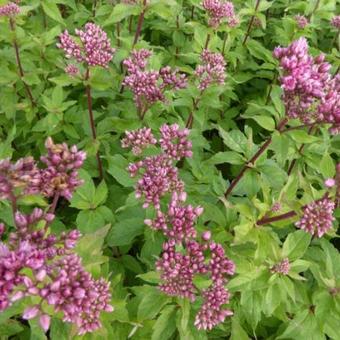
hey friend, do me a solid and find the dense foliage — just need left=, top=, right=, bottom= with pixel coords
left=0, top=0, right=339, bottom=339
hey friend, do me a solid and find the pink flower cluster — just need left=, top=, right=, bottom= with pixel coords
left=294, top=14, right=308, bottom=29
left=195, top=49, right=226, bottom=91
left=123, top=49, right=187, bottom=113
left=0, top=209, right=112, bottom=334
left=202, top=0, right=238, bottom=28
left=57, top=23, right=115, bottom=68
left=331, top=15, right=340, bottom=29
left=274, top=38, right=340, bottom=133
left=0, top=157, right=41, bottom=200
left=121, top=127, right=157, bottom=155
left=0, top=2, right=20, bottom=17
left=41, top=137, right=86, bottom=200
left=271, top=258, right=290, bottom=275
left=65, top=64, right=79, bottom=76
left=295, top=197, right=335, bottom=237
left=124, top=124, right=235, bottom=330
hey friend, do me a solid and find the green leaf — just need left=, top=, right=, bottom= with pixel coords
left=0, top=320, right=24, bottom=337
left=50, top=318, right=71, bottom=340
left=41, top=1, right=65, bottom=25
left=231, top=317, right=250, bottom=340
left=218, top=127, right=248, bottom=154
left=249, top=115, right=275, bottom=131
left=107, top=218, right=144, bottom=246
left=94, top=180, right=108, bottom=207
left=319, top=153, right=335, bottom=178
left=282, top=230, right=311, bottom=261
left=107, top=155, right=135, bottom=187
left=205, top=151, right=244, bottom=165
left=151, top=306, right=177, bottom=340
left=103, top=3, right=140, bottom=26
left=137, top=288, right=170, bottom=321
left=247, top=39, right=274, bottom=63
left=288, top=130, right=319, bottom=144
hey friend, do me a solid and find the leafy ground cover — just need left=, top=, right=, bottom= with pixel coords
left=0, top=0, right=339, bottom=339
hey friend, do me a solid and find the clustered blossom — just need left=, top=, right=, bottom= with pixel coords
left=274, top=38, right=340, bottom=133
left=331, top=15, right=340, bottom=29
left=123, top=49, right=187, bottom=114
left=40, top=137, right=86, bottom=200
left=0, top=209, right=112, bottom=334
left=0, top=2, right=20, bottom=17
left=271, top=258, right=290, bottom=275
left=124, top=124, right=235, bottom=330
left=295, top=197, right=335, bottom=237
left=0, top=157, right=41, bottom=200
left=202, top=0, right=237, bottom=28
left=57, top=23, right=115, bottom=68
left=65, top=64, right=79, bottom=76
left=294, top=15, right=308, bottom=29
left=195, top=49, right=226, bottom=91
left=121, top=127, right=157, bottom=155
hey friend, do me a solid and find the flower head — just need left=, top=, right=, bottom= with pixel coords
left=331, top=15, right=340, bottom=29
left=57, top=23, right=115, bottom=68
left=202, top=0, right=237, bottom=28
left=0, top=2, right=20, bottom=17
left=40, top=137, right=86, bottom=200
left=121, top=127, right=157, bottom=155
left=195, top=49, right=226, bottom=91
left=295, top=198, right=335, bottom=237
left=294, top=14, right=308, bottom=28
left=271, top=258, right=290, bottom=275
left=123, top=49, right=187, bottom=112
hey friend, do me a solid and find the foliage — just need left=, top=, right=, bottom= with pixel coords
left=0, top=0, right=339, bottom=339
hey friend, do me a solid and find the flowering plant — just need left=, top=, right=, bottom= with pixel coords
left=0, top=0, right=339, bottom=339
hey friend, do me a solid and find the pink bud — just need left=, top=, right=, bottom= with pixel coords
left=202, top=231, right=211, bottom=241
left=325, top=178, right=336, bottom=188
left=23, top=306, right=40, bottom=320
left=39, top=314, right=51, bottom=332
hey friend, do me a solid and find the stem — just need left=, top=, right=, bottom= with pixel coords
left=191, top=5, right=194, bottom=20
left=242, top=0, right=261, bottom=46
left=256, top=210, right=297, bottom=226
left=287, top=125, right=315, bottom=176
left=49, top=192, right=60, bottom=214
left=9, top=192, right=18, bottom=227
left=222, top=32, right=228, bottom=55
left=204, top=33, right=211, bottom=49
left=185, top=96, right=201, bottom=129
left=224, top=118, right=288, bottom=198
left=308, top=0, right=321, bottom=19
left=128, top=16, right=133, bottom=34
left=9, top=18, right=35, bottom=108
left=116, top=22, right=121, bottom=47
left=133, top=0, right=147, bottom=46
left=85, top=68, right=104, bottom=180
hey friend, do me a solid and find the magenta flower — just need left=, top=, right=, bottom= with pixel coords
left=295, top=197, right=335, bottom=237
left=123, top=49, right=187, bottom=114
left=194, top=283, right=233, bottom=330
left=274, top=38, right=339, bottom=132
left=40, top=137, right=86, bottom=200
left=202, top=0, right=237, bottom=28
left=195, top=49, right=226, bottom=91
left=294, top=14, right=308, bottom=28
left=65, top=64, right=79, bottom=77
left=0, top=2, right=20, bottom=17
left=57, top=23, right=115, bottom=68
left=121, top=127, right=157, bottom=155
left=271, top=258, right=290, bottom=275
left=331, top=15, right=340, bottom=29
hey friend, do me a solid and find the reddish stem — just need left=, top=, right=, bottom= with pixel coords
left=287, top=125, right=315, bottom=176
left=242, top=0, right=261, bottom=46
left=85, top=68, right=104, bottom=180
left=224, top=118, right=288, bottom=198
left=116, top=22, right=121, bottom=47
left=9, top=18, right=35, bottom=108
left=204, top=33, right=211, bottom=49
left=256, top=210, right=297, bottom=226
left=133, top=0, right=147, bottom=46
